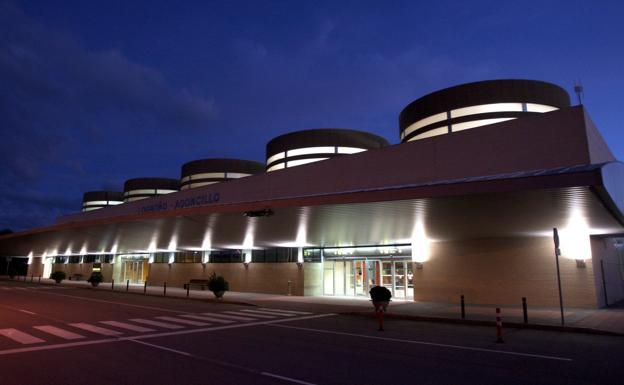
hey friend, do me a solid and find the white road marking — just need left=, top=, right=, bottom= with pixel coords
left=223, top=311, right=276, bottom=319
left=18, top=309, right=37, bottom=315
left=69, top=323, right=123, bottom=336
left=100, top=321, right=155, bottom=333
left=261, top=372, right=318, bottom=385
left=180, top=314, right=234, bottom=324
left=260, top=308, right=312, bottom=315
left=269, top=324, right=573, bottom=362
left=204, top=313, right=257, bottom=321
left=155, top=316, right=210, bottom=327
left=34, top=325, right=85, bottom=340
left=129, top=337, right=317, bottom=385
left=0, top=314, right=335, bottom=356
left=130, top=319, right=184, bottom=330
left=129, top=339, right=192, bottom=356
left=0, top=328, right=45, bottom=344
left=241, top=309, right=297, bottom=317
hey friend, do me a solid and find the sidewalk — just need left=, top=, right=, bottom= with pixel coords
left=6, top=276, right=624, bottom=336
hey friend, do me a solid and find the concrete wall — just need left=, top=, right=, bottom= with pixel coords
left=304, top=263, right=323, bottom=296
left=146, top=262, right=305, bottom=296
left=413, top=236, right=599, bottom=308
left=27, top=257, right=44, bottom=277
left=590, top=237, right=624, bottom=307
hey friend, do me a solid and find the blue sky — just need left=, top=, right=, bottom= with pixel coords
left=1, top=0, right=623, bottom=230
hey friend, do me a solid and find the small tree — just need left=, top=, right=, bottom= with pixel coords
left=50, top=271, right=66, bottom=284
left=207, top=272, right=229, bottom=298
left=87, top=272, right=103, bottom=287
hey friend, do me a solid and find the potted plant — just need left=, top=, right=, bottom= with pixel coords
left=207, top=272, right=229, bottom=298
left=50, top=271, right=66, bottom=284
left=87, top=272, right=103, bottom=287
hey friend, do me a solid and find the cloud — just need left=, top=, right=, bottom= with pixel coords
left=0, top=3, right=216, bottom=230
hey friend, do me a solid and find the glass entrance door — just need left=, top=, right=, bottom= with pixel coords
left=122, top=260, right=147, bottom=284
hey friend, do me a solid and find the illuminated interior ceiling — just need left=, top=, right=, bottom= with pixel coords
left=2, top=184, right=623, bottom=257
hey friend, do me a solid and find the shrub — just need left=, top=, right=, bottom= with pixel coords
left=50, top=271, right=66, bottom=283
left=87, top=272, right=103, bottom=286
left=207, top=272, right=229, bottom=298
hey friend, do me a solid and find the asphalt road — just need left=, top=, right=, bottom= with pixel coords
left=0, top=280, right=623, bottom=385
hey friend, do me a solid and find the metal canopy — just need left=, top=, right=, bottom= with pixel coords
left=2, top=183, right=622, bottom=257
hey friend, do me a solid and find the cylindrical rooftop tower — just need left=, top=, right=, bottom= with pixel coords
left=399, top=79, right=571, bottom=143
left=265, top=128, right=389, bottom=172
left=180, top=158, right=265, bottom=190
left=82, top=191, right=124, bottom=212
left=123, top=178, right=180, bottom=202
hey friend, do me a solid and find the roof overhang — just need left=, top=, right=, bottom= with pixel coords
left=2, top=163, right=623, bottom=257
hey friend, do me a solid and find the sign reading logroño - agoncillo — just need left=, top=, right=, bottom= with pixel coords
left=138, top=192, right=220, bottom=214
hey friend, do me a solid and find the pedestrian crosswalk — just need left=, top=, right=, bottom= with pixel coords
left=0, top=307, right=314, bottom=348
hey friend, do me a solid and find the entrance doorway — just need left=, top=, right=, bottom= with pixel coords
left=122, top=259, right=148, bottom=284
left=323, top=257, right=413, bottom=299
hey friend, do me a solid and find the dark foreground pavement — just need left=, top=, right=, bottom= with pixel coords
left=1, top=279, right=624, bottom=385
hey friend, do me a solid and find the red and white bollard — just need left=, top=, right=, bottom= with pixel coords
left=496, top=307, right=504, bottom=343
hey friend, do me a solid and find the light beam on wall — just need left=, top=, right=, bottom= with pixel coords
left=560, top=210, right=592, bottom=260
left=411, top=220, right=430, bottom=263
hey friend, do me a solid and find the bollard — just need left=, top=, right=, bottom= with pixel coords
left=111, top=279, right=114, bottom=290
left=522, top=297, right=528, bottom=324
left=38, top=276, right=41, bottom=283
left=186, top=284, right=190, bottom=298
left=460, top=295, right=466, bottom=320
left=164, top=282, right=167, bottom=296
left=31, top=275, right=34, bottom=283
left=496, top=307, right=504, bottom=343
left=126, top=279, right=129, bottom=292
left=287, top=280, right=292, bottom=296
left=144, top=281, right=147, bottom=295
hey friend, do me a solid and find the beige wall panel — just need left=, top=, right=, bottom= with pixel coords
left=27, top=258, right=43, bottom=277
left=304, top=263, right=323, bottom=296
left=147, top=263, right=305, bottom=295
left=413, top=237, right=598, bottom=308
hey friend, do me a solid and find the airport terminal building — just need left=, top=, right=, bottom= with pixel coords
left=2, top=79, right=624, bottom=308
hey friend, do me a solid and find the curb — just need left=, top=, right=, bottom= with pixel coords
left=343, top=311, right=624, bottom=337
left=7, top=278, right=258, bottom=308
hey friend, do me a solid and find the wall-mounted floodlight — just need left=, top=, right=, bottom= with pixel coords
left=243, top=209, right=274, bottom=217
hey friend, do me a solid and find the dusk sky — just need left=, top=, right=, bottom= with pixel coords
left=1, top=0, right=623, bottom=231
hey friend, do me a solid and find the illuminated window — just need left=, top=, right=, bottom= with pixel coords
left=125, top=189, right=156, bottom=196
left=450, top=103, right=523, bottom=119
left=225, top=172, right=252, bottom=179
left=125, top=196, right=149, bottom=202
left=189, top=181, right=218, bottom=189
left=526, top=103, right=558, bottom=113
left=155, top=189, right=177, bottom=195
left=407, top=126, right=449, bottom=141
left=267, top=163, right=285, bottom=172
left=286, top=158, right=329, bottom=167
left=266, top=152, right=285, bottom=165
left=286, top=146, right=335, bottom=157
left=183, top=172, right=225, bottom=182
left=337, top=147, right=366, bottom=154
left=402, top=111, right=448, bottom=138
left=451, top=117, right=516, bottom=132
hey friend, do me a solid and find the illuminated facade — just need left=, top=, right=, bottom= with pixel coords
left=2, top=79, right=624, bottom=308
